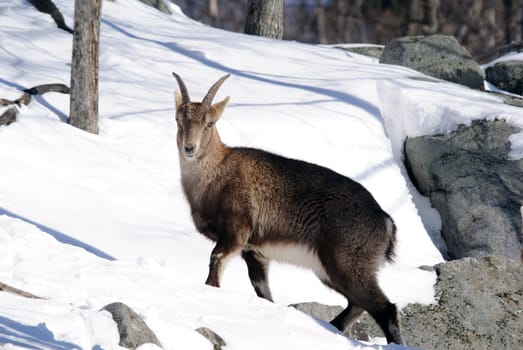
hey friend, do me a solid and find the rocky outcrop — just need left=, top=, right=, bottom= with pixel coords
left=102, top=302, right=162, bottom=349
left=402, top=256, right=523, bottom=350
left=380, top=35, right=484, bottom=90
left=485, top=60, right=523, bottom=95
left=293, top=256, right=523, bottom=350
left=404, top=119, right=523, bottom=261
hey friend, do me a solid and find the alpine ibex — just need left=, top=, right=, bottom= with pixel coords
left=172, top=72, right=404, bottom=344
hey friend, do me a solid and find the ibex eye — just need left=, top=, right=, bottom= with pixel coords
left=206, top=122, right=214, bottom=129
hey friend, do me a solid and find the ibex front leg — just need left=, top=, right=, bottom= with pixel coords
left=206, top=242, right=238, bottom=287
left=205, top=228, right=249, bottom=287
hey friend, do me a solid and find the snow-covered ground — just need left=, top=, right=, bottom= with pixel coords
left=0, top=0, right=522, bottom=349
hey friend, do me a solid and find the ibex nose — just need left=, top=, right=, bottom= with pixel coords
left=184, top=144, right=196, bottom=157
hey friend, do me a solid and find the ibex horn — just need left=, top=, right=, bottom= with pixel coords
left=172, top=72, right=190, bottom=104
left=201, top=74, right=230, bottom=109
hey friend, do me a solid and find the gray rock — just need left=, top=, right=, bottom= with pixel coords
left=405, top=119, right=523, bottom=261
left=290, top=302, right=382, bottom=342
left=102, top=302, right=162, bottom=349
left=335, top=45, right=384, bottom=59
left=380, top=35, right=484, bottom=90
left=486, top=91, right=523, bottom=108
left=195, top=327, right=226, bottom=350
left=486, top=60, right=523, bottom=95
left=293, top=256, right=523, bottom=350
left=402, top=256, right=523, bottom=350
left=138, top=0, right=171, bottom=14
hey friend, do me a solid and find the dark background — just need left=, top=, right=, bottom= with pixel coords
left=173, top=0, right=523, bottom=62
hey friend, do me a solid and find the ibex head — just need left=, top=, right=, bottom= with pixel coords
left=173, top=72, right=230, bottom=160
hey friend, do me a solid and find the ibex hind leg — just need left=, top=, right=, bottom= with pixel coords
left=241, top=250, right=273, bottom=302
left=333, top=276, right=404, bottom=345
left=359, top=283, right=404, bottom=345
left=330, top=303, right=365, bottom=332
left=368, top=300, right=404, bottom=345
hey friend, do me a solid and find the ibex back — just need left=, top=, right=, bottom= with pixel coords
left=172, top=73, right=404, bottom=345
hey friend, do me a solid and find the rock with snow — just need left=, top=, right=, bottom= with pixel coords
left=485, top=60, right=523, bottom=95
left=405, top=119, right=523, bottom=261
left=294, top=256, right=523, bottom=350
left=195, top=327, right=226, bottom=350
left=380, top=35, right=484, bottom=90
left=138, top=0, right=171, bottom=14
left=402, top=256, right=523, bottom=350
left=102, top=302, right=162, bottom=349
left=335, top=45, right=384, bottom=59
left=290, top=302, right=381, bottom=341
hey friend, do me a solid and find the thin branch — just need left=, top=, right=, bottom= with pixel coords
left=0, top=282, right=44, bottom=299
left=28, top=0, right=74, bottom=34
left=0, top=83, right=70, bottom=126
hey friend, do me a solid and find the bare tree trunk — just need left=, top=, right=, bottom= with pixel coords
left=316, top=1, right=327, bottom=44
left=335, top=0, right=345, bottom=41
left=208, top=0, right=219, bottom=26
left=504, top=0, right=523, bottom=44
left=354, top=0, right=367, bottom=43
left=69, top=0, right=102, bottom=134
left=421, top=0, right=440, bottom=34
left=244, top=0, right=284, bottom=39
left=407, top=0, right=421, bottom=35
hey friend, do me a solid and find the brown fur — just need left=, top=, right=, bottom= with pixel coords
left=172, top=73, right=405, bottom=344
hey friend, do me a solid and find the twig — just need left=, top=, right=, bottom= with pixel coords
left=0, top=83, right=70, bottom=126
left=28, top=0, right=74, bottom=34
left=0, top=282, right=44, bottom=299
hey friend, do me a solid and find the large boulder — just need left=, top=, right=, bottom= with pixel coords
left=404, top=119, right=523, bottom=261
left=380, top=35, right=484, bottom=90
left=102, top=302, right=162, bottom=349
left=485, top=60, right=523, bottom=95
left=402, top=256, right=523, bottom=350
left=293, top=256, right=523, bottom=350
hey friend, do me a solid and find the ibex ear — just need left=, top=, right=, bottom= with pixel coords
left=209, top=96, right=230, bottom=122
left=174, top=90, right=183, bottom=109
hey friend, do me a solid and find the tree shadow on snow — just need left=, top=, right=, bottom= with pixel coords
left=0, top=208, right=115, bottom=261
left=101, top=20, right=382, bottom=122
left=0, top=316, right=81, bottom=349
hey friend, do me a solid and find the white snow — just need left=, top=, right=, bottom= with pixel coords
left=0, top=0, right=522, bottom=349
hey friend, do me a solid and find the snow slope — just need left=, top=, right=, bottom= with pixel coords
left=0, top=0, right=522, bottom=349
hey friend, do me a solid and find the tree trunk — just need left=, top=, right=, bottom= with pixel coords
left=504, top=0, right=523, bottom=44
left=69, top=0, right=102, bottom=134
left=244, top=0, right=284, bottom=39
left=208, top=0, right=219, bottom=26
left=316, top=2, right=327, bottom=44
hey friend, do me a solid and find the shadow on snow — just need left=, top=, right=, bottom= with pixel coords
left=0, top=316, right=81, bottom=350
left=0, top=208, right=115, bottom=261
